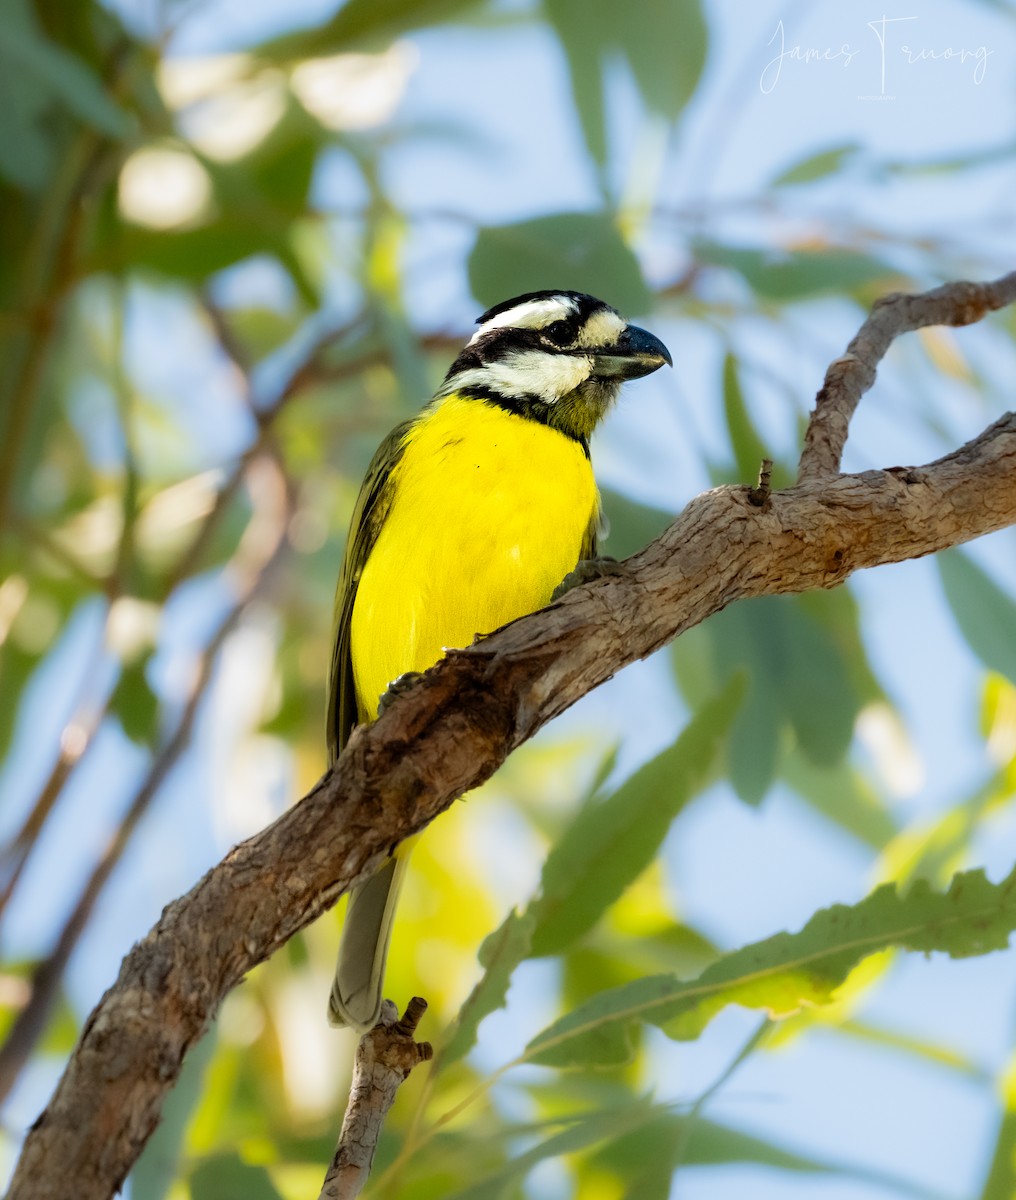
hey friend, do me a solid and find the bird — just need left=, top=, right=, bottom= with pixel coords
left=326, top=289, right=671, bottom=1032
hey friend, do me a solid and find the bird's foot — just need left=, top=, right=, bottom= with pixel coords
left=552, top=555, right=630, bottom=600
left=378, top=670, right=425, bottom=716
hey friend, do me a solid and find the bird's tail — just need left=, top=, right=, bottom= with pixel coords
left=328, top=848, right=411, bottom=1033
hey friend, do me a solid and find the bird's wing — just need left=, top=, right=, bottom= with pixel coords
left=326, top=417, right=415, bottom=764
left=579, top=497, right=602, bottom=561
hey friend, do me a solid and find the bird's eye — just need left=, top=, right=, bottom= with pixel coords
left=543, top=320, right=572, bottom=345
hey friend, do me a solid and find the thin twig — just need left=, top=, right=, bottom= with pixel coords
left=110, top=279, right=142, bottom=596
left=0, top=453, right=294, bottom=1105
left=319, top=999, right=432, bottom=1200
left=161, top=315, right=368, bottom=595
left=0, top=704, right=106, bottom=923
left=797, top=269, right=1016, bottom=482
left=0, top=599, right=241, bottom=1106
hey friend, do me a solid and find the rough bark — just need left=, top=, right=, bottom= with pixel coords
left=318, top=999, right=432, bottom=1200
left=6, top=272, right=1016, bottom=1200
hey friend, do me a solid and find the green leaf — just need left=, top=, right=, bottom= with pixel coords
left=110, top=655, right=159, bottom=745
left=612, top=0, right=707, bottom=122
left=117, top=222, right=295, bottom=286
left=721, top=353, right=770, bottom=484
left=979, top=1105, right=1016, bottom=1200
left=0, top=4, right=127, bottom=140
left=543, top=0, right=607, bottom=164
left=779, top=607, right=859, bottom=764
left=596, top=1111, right=943, bottom=1198
left=525, top=865, right=1016, bottom=1068
left=189, top=1152, right=284, bottom=1200
left=527, top=677, right=744, bottom=957
left=545, top=0, right=707, bottom=163
left=783, top=752, right=898, bottom=850
left=798, top=585, right=884, bottom=708
left=683, top=1118, right=946, bottom=1198
left=259, top=0, right=481, bottom=58
left=131, top=1031, right=217, bottom=1200
left=695, top=240, right=898, bottom=302
left=598, top=488, right=672, bottom=561
left=445, top=1100, right=660, bottom=1200
left=727, top=685, right=782, bottom=806
left=937, top=547, right=1016, bottom=688
left=208, top=100, right=320, bottom=219
left=441, top=908, right=536, bottom=1068
left=469, top=214, right=651, bottom=314
left=0, top=642, right=37, bottom=761
left=835, top=1018, right=984, bottom=1081
left=226, top=308, right=302, bottom=362
left=683, top=596, right=861, bottom=805
left=0, top=66, right=55, bottom=189
left=771, top=143, right=861, bottom=187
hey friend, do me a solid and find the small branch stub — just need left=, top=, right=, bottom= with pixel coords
left=319, top=998, right=432, bottom=1200
left=748, top=458, right=774, bottom=508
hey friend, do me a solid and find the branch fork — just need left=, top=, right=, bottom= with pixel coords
left=319, top=998, right=432, bottom=1200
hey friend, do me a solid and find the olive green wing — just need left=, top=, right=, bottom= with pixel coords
left=579, top=495, right=603, bottom=561
left=326, top=418, right=415, bottom=765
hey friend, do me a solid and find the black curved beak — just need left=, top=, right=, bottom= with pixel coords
left=590, top=324, right=673, bottom=380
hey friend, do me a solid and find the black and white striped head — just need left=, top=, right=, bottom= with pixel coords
left=439, top=291, right=671, bottom=442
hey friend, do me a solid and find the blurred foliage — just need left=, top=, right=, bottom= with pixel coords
left=1, top=1, right=1015, bottom=1199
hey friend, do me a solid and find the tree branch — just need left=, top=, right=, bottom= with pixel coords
left=319, top=999, right=432, bottom=1200
left=7, top=276, right=1016, bottom=1200
left=798, top=270, right=1016, bottom=481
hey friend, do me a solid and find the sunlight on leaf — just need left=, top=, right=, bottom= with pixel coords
left=525, top=866, right=1016, bottom=1068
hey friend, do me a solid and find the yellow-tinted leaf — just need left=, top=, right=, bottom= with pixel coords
left=526, top=866, right=1016, bottom=1068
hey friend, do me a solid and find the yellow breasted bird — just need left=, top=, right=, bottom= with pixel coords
left=327, top=290, right=671, bottom=1032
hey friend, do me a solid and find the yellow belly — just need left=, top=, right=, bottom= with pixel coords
left=350, top=395, right=598, bottom=720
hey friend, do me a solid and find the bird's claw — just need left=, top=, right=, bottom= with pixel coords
left=378, top=670, right=424, bottom=716
left=552, top=555, right=630, bottom=600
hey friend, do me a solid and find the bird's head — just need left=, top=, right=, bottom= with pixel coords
left=439, top=290, right=672, bottom=443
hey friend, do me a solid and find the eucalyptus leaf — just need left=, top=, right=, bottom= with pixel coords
left=696, top=240, right=898, bottom=302
left=599, top=488, right=672, bottom=561
left=526, top=865, right=1016, bottom=1068
left=446, top=1100, right=659, bottom=1200
left=442, top=908, right=536, bottom=1068
left=543, top=0, right=608, bottom=165
left=111, top=654, right=159, bottom=745
left=527, top=676, right=744, bottom=957
left=937, top=547, right=1016, bottom=688
left=721, top=352, right=770, bottom=484
left=469, top=214, right=651, bottom=314
left=783, top=752, right=898, bottom=850
left=771, top=143, right=861, bottom=187
left=596, top=1111, right=944, bottom=1199
left=189, top=1153, right=283, bottom=1200
left=131, top=1032, right=217, bottom=1200
left=685, top=596, right=861, bottom=805
left=0, top=13, right=127, bottom=140
left=979, top=1107, right=1016, bottom=1200
left=545, top=0, right=707, bottom=164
